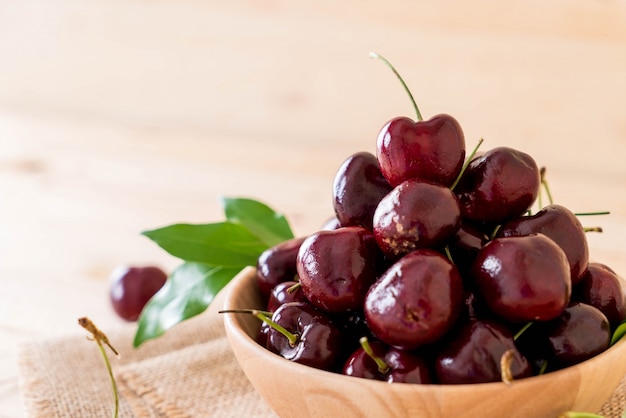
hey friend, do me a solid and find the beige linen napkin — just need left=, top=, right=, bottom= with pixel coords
left=17, top=283, right=277, bottom=418
left=16, top=282, right=626, bottom=418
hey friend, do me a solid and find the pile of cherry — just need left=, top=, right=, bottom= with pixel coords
left=244, top=56, right=625, bottom=385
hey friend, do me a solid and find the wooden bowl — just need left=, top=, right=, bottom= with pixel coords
left=223, top=266, right=626, bottom=418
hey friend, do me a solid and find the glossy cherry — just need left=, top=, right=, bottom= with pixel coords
left=297, top=226, right=384, bottom=313
left=256, top=236, right=306, bottom=299
left=574, top=262, right=626, bottom=327
left=435, top=318, right=532, bottom=384
left=364, top=249, right=464, bottom=350
left=333, top=151, right=393, bottom=230
left=343, top=337, right=432, bottom=384
left=372, top=179, right=461, bottom=259
left=472, top=234, right=571, bottom=322
left=497, top=204, right=589, bottom=284
left=109, top=265, right=167, bottom=321
left=267, top=281, right=309, bottom=312
left=454, top=146, right=540, bottom=223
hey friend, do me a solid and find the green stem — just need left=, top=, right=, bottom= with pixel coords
left=575, top=211, right=610, bottom=216
left=513, top=322, right=533, bottom=341
left=584, top=227, right=603, bottom=233
left=96, top=340, right=119, bottom=418
left=220, top=309, right=299, bottom=346
left=539, top=167, right=554, bottom=206
left=359, top=337, right=390, bottom=375
left=450, top=137, right=484, bottom=191
left=369, top=52, right=422, bottom=121
left=558, top=412, right=606, bottom=418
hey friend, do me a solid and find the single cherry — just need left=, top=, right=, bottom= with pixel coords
left=109, top=265, right=167, bottom=321
left=472, top=234, right=571, bottom=322
left=296, top=226, right=384, bottom=313
left=256, top=236, right=306, bottom=299
left=267, top=280, right=309, bottom=312
left=370, top=52, right=465, bottom=187
left=343, top=337, right=432, bottom=384
left=574, top=262, right=626, bottom=327
left=454, top=146, right=541, bottom=223
left=372, top=179, right=461, bottom=259
left=332, top=151, right=393, bottom=230
left=364, top=249, right=464, bottom=350
left=497, top=204, right=589, bottom=284
left=435, top=318, right=532, bottom=384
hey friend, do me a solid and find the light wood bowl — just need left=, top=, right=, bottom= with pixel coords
left=223, top=266, right=626, bottom=418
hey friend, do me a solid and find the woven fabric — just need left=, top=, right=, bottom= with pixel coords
left=16, top=284, right=626, bottom=418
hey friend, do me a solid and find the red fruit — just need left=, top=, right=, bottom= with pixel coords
left=109, top=265, right=167, bottom=321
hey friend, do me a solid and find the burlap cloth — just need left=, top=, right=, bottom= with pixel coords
left=15, top=281, right=626, bottom=418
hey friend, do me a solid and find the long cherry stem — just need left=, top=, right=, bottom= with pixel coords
left=450, top=137, right=484, bottom=191
left=369, top=52, right=423, bottom=121
left=219, top=309, right=299, bottom=346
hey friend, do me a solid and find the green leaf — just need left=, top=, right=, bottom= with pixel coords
left=142, top=221, right=268, bottom=267
left=221, top=197, right=294, bottom=246
left=611, top=320, right=626, bottom=346
left=133, top=262, right=241, bottom=347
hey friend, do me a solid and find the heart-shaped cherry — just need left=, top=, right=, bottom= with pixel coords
left=297, top=226, right=385, bottom=313
left=370, top=52, right=465, bottom=187
left=497, top=204, right=589, bottom=284
left=333, top=151, right=393, bottom=230
left=454, top=146, right=540, bottom=223
left=472, top=233, right=571, bottom=322
left=364, top=249, right=464, bottom=350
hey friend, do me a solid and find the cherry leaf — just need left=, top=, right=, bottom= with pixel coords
left=221, top=197, right=294, bottom=246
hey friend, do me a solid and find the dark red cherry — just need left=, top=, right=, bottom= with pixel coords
left=497, top=204, right=589, bottom=284
left=542, top=302, right=611, bottom=367
left=454, top=146, right=540, bottom=223
left=472, top=234, right=571, bottom=322
left=333, top=151, right=393, bottom=230
left=574, top=263, right=626, bottom=327
left=372, top=179, right=461, bottom=259
left=376, top=115, right=466, bottom=187
left=109, top=265, right=167, bottom=321
left=447, top=222, right=489, bottom=279
left=364, top=249, right=464, bottom=349
left=435, top=318, right=532, bottom=384
left=296, top=226, right=384, bottom=313
left=343, top=338, right=432, bottom=384
left=267, top=281, right=308, bottom=312
left=267, top=302, right=344, bottom=371
left=256, top=236, right=306, bottom=299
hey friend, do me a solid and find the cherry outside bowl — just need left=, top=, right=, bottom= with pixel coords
left=223, top=266, right=626, bottom=418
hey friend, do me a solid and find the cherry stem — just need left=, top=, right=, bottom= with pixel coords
left=500, top=349, right=515, bottom=385
left=369, top=52, right=422, bottom=121
left=78, top=317, right=119, bottom=418
left=538, top=360, right=548, bottom=375
left=450, top=137, right=484, bottom=191
left=584, top=226, right=603, bottom=233
left=287, top=282, right=301, bottom=294
left=558, top=413, right=606, bottom=418
left=575, top=211, right=610, bottom=216
left=539, top=167, right=555, bottom=207
left=219, top=309, right=299, bottom=346
left=513, top=322, right=533, bottom=341
left=359, top=336, right=390, bottom=375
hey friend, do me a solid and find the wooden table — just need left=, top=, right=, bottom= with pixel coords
left=1, top=1, right=625, bottom=416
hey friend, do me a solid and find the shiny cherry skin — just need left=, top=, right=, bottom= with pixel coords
left=373, top=179, right=461, bottom=259
left=343, top=340, right=432, bottom=384
left=435, top=318, right=532, bottom=384
left=267, top=302, right=343, bottom=371
left=297, top=226, right=384, bottom=313
left=574, top=263, right=626, bottom=327
left=333, top=151, right=393, bottom=230
left=472, top=234, right=571, bottom=323
left=109, top=265, right=167, bottom=321
left=364, top=249, right=464, bottom=350
left=454, top=146, right=540, bottom=223
left=376, top=115, right=465, bottom=187
left=497, top=204, right=589, bottom=285
left=256, top=236, right=306, bottom=299
left=267, top=280, right=308, bottom=312
left=542, top=302, right=611, bottom=368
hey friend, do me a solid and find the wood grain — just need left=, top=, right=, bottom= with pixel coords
left=1, top=1, right=625, bottom=416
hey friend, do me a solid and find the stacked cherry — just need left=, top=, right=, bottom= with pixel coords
left=250, top=54, right=626, bottom=384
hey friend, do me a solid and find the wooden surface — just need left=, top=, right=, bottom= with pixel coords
left=1, top=1, right=626, bottom=416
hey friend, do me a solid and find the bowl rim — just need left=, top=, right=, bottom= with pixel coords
left=223, top=266, right=626, bottom=393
